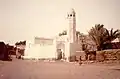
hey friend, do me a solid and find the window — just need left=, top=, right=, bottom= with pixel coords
left=73, top=14, right=75, bottom=17
left=70, top=14, right=72, bottom=17
left=68, top=14, right=69, bottom=17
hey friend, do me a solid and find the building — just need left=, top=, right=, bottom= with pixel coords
left=23, top=9, right=95, bottom=61
left=0, top=42, right=11, bottom=60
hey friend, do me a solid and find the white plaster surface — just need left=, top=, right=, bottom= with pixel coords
left=24, top=44, right=56, bottom=59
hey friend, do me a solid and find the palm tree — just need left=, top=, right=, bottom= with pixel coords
left=23, top=40, right=26, bottom=45
left=62, top=30, right=67, bottom=35
left=59, top=33, right=62, bottom=36
left=76, top=31, right=85, bottom=43
left=76, top=31, right=88, bottom=51
left=88, top=24, right=107, bottom=51
left=59, top=30, right=67, bottom=36
left=88, top=24, right=120, bottom=51
left=105, top=28, right=120, bottom=43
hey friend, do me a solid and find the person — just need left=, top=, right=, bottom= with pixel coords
left=62, top=53, right=65, bottom=59
left=79, top=56, right=82, bottom=65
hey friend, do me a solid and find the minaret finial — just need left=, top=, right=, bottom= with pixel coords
left=69, top=8, right=75, bottom=14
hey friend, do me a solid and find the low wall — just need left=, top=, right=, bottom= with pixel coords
left=96, top=49, right=120, bottom=62
left=68, top=50, right=96, bottom=62
left=24, top=44, right=56, bottom=59
left=70, top=49, right=120, bottom=62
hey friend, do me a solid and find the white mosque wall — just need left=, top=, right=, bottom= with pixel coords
left=65, top=42, right=70, bottom=61
left=24, top=42, right=57, bottom=59
left=68, top=43, right=82, bottom=56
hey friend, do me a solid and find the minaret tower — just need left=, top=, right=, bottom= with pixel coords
left=65, top=8, right=77, bottom=62
left=67, top=8, right=76, bottom=43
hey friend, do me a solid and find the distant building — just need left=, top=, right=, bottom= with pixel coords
left=0, top=42, right=10, bottom=60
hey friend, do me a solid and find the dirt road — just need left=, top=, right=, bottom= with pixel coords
left=0, top=59, right=120, bottom=79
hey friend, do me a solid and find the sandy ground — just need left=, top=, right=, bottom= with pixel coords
left=0, top=59, right=120, bottom=79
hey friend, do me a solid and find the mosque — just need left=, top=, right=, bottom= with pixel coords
left=23, top=8, right=95, bottom=62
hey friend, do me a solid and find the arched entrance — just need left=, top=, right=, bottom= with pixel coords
left=56, top=42, right=65, bottom=60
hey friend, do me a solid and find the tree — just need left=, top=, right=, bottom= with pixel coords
left=88, top=24, right=108, bottom=51
left=88, top=24, right=120, bottom=51
left=15, top=40, right=26, bottom=46
left=105, top=28, right=120, bottom=43
left=76, top=31, right=85, bottom=43
left=23, top=40, right=26, bottom=45
left=62, top=30, right=67, bottom=35
left=15, top=42, right=19, bottom=45
left=59, top=30, right=67, bottom=36
left=76, top=31, right=89, bottom=51
left=59, top=33, right=62, bottom=36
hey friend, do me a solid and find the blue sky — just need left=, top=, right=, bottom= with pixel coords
left=0, top=0, right=120, bottom=44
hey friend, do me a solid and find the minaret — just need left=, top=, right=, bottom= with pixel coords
left=65, top=8, right=77, bottom=62
left=67, top=8, right=76, bottom=43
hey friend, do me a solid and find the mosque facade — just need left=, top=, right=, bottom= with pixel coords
left=23, top=9, right=95, bottom=62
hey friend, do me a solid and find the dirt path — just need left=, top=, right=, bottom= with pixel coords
left=0, top=59, right=120, bottom=79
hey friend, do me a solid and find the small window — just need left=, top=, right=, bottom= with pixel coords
left=70, top=14, right=72, bottom=17
left=68, top=14, right=69, bottom=17
left=73, top=14, right=75, bottom=17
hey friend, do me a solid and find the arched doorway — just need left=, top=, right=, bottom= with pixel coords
left=56, top=42, right=65, bottom=60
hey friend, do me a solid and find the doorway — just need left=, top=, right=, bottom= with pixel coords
left=57, top=49, right=62, bottom=60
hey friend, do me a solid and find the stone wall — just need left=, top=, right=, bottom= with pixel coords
left=96, top=49, right=120, bottom=62
left=74, top=51, right=96, bottom=62
left=67, top=49, right=120, bottom=62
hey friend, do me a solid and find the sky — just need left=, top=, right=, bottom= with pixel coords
left=0, top=0, right=120, bottom=44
